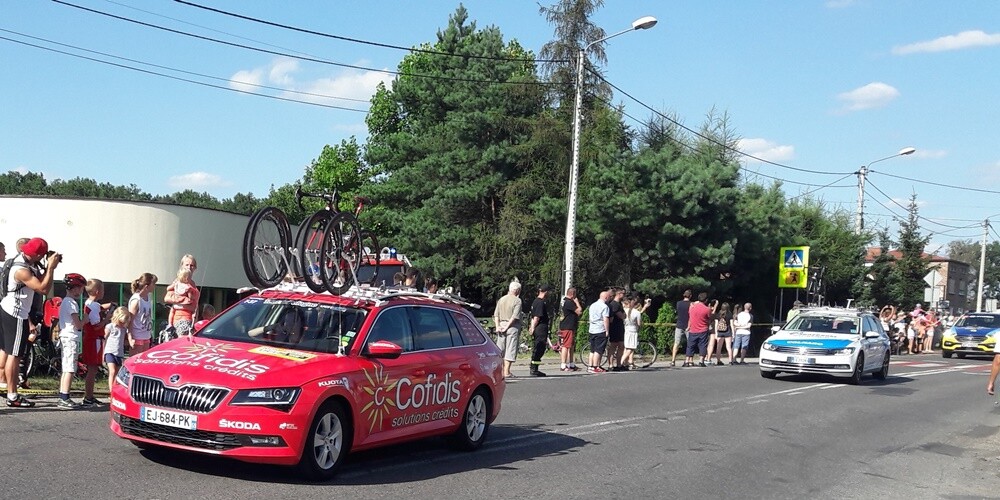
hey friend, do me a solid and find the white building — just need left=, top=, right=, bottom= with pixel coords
left=0, top=196, right=252, bottom=324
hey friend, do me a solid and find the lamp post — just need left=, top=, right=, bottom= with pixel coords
left=563, top=15, right=657, bottom=295
left=855, top=147, right=916, bottom=234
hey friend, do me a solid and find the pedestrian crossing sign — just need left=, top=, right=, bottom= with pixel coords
left=778, top=246, right=809, bottom=289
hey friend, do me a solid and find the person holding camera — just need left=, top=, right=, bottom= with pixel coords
left=0, top=238, right=61, bottom=408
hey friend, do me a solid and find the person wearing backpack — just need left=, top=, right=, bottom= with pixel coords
left=0, top=238, right=62, bottom=408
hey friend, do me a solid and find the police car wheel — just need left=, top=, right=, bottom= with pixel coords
left=450, top=388, right=491, bottom=451
left=760, top=370, right=777, bottom=379
left=956, top=352, right=966, bottom=359
left=298, top=400, right=351, bottom=481
left=873, top=353, right=889, bottom=381
left=848, top=354, right=864, bottom=385
left=941, top=351, right=953, bottom=358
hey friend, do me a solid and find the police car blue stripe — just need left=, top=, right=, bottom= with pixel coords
left=767, top=339, right=854, bottom=349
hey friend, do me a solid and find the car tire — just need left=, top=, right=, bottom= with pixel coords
left=848, top=353, right=865, bottom=385
left=942, top=350, right=953, bottom=358
left=873, top=353, right=889, bottom=381
left=297, top=400, right=351, bottom=481
left=450, top=388, right=491, bottom=451
left=760, top=370, right=777, bottom=379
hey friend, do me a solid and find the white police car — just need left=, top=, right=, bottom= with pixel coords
left=759, top=308, right=891, bottom=384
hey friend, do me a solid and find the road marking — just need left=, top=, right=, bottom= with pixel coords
left=747, top=399, right=768, bottom=405
left=569, top=422, right=641, bottom=437
left=786, top=392, right=804, bottom=396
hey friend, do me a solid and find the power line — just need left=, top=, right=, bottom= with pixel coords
left=787, top=174, right=855, bottom=201
left=870, top=170, right=1000, bottom=195
left=0, top=35, right=368, bottom=112
left=172, top=0, right=570, bottom=64
left=52, top=0, right=567, bottom=88
left=590, top=70, right=853, bottom=176
left=0, top=28, right=370, bottom=104
left=866, top=179, right=982, bottom=231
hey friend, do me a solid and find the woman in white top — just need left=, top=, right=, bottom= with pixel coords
left=127, top=272, right=157, bottom=355
left=621, top=296, right=646, bottom=369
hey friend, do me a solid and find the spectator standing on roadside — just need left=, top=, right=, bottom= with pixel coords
left=606, top=288, right=627, bottom=371
left=104, top=306, right=131, bottom=392
left=733, top=302, right=753, bottom=364
left=81, top=278, right=111, bottom=406
left=528, top=284, right=553, bottom=377
left=201, top=303, right=217, bottom=321
left=923, top=310, right=940, bottom=353
left=587, top=290, right=611, bottom=374
left=164, top=255, right=200, bottom=339
left=685, top=293, right=712, bottom=367
left=128, top=273, right=157, bottom=355
left=620, top=295, right=648, bottom=369
left=56, top=273, right=87, bottom=409
left=404, top=268, right=421, bottom=289
left=670, top=289, right=692, bottom=367
left=712, top=302, right=734, bottom=366
left=786, top=300, right=804, bottom=323
left=1, top=238, right=60, bottom=408
left=424, top=277, right=438, bottom=294
left=558, top=287, right=582, bottom=372
left=492, top=279, right=522, bottom=379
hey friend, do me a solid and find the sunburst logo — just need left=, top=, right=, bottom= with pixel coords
left=360, top=365, right=398, bottom=432
left=182, top=341, right=238, bottom=355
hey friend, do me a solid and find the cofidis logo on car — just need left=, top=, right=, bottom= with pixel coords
left=135, top=342, right=271, bottom=381
left=361, top=365, right=461, bottom=432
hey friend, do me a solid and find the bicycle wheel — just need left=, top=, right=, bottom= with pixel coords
left=358, top=230, right=381, bottom=287
left=24, top=343, right=37, bottom=377
left=633, top=341, right=658, bottom=368
left=242, top=207, right=292, bottom=288
left=577, top=345, right=607, bottom=369
left=318, top=212, right=361, bottom=295
left=297, top=211, right=334, bottom=293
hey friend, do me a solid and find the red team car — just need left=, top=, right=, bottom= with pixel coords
left=109, top=284, right=505, bottom=480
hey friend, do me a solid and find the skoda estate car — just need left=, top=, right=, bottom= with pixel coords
left=759, top=307, right=891, bottom=384
left=941, top=312, right=1000, bottom=358
left=109, top=284, right=505, bottom=480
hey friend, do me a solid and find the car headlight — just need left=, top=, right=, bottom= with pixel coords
left=231, top=388, right=301, bottom=410
left=762, top=343, right=777, bottom=351
left=834, top=347, right=856, bottom=355
left=115, top=365, right=131, bottom=388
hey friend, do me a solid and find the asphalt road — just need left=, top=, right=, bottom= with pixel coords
left=3, top=354, right=1000, bottom=499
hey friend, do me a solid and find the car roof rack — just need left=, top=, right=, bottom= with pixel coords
left=342, top=285, right=481, bottom=310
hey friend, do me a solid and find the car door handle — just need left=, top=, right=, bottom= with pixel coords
left=459, top=363, right=472, bottom=371
left=414, top=369, right=427, bottom=377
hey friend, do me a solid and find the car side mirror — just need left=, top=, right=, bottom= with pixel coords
left=193, top=320, right=208, bottom=333
left=771, top=325, right=781, bottom=333
left=864, top=331, right=880, bottom=339
left=366, top=340, right=403, bottom=359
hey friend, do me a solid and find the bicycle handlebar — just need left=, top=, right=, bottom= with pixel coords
left=295, top=184, right=340, bottom=211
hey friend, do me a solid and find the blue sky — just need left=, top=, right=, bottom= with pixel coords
left=3, top=0, right=999, bottom=250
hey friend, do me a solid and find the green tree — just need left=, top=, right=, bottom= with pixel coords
left=890, top=195, right=931, bottom=307
left=860, top=228, right=898, bottom=307
left=537, top=0, right=610, bottom=107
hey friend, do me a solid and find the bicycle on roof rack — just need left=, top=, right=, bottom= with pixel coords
left=241, top=185, right=380, bottom=295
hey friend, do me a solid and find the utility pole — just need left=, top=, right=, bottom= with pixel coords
left=855, top=165, right=867, bottom=235
left=977, top=219, right=989, bottom=312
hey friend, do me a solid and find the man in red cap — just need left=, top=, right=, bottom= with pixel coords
left=0, top=237, right=61, bottom=407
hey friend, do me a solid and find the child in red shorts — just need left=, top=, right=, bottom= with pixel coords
left=81, top=278, right=111, bottom=406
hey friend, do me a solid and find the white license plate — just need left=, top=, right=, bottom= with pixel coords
left=961, top=342, right=977, bottom=348
left=140, top=406, right=198, bottom=430
left=788, top=356, right=814, bottom=364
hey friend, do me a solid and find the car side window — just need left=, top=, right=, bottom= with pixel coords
left=451, top=311, right=486, bottom=345
left=366, top=307, right=414, bottom=352
left=409, top=307, right=454, bottom=351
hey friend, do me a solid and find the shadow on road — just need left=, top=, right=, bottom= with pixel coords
left=137, top=422, right=585, bottom=485
left=769, top=372, right=916, bottom=389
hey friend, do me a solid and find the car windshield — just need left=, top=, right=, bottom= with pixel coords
left=357, top=264, right=404, bottom=288
left=197, top=297, right=367, bottom=354
left=784, top=315, right=859, bottom=335
left=955, top=314, right=1000, bottom=328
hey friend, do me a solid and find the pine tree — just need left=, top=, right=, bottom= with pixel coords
left=890, top=195, right=931, bottom=307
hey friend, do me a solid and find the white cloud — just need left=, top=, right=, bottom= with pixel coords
left=268, top=57, right=299, bottom=86
left=736, top=138, right=795, bottom=163
left=229, top=68, right=264, bottom=93
left=168, top=172, right=231, bottom=190
left=12, top=166, right=29, bottom=175
left=291, top=69, right=392, bottom=104
left=891, top=197, right=926, bottom=208
left=893, top=30, right=1000, bottom=55
left=912, top=149, right=947, bottom=159
left=836, top=82, right=899, bottom=112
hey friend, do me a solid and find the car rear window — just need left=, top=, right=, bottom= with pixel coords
left=451, top=312, right=487, bottom=345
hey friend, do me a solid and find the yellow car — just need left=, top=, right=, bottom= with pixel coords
left=940, top=313, right=1000, bottom=358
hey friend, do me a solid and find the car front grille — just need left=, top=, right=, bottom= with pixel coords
left=130, top=376, right=229, bottom=414
left=118, top=415, right=243, bottom=451
left=772, top=345, right=837, bottom=355
left=956, top=335, right=987, bottom=343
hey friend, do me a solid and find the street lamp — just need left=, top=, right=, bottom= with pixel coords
left=855, top=147, right=916, bottom=234
left=563, top=16, right=657, bottom=295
